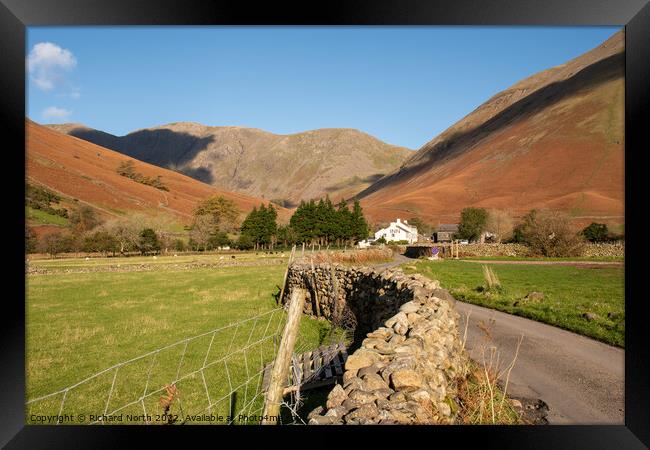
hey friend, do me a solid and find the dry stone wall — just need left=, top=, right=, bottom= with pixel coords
left=581, top=242, right=625, bottom=258
left=405, top=242, right=624, bottom=258
left=285, top=262, right=466, bottom=424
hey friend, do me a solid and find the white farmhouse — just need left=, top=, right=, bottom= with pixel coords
left=374, top=218, right=418, bottom=244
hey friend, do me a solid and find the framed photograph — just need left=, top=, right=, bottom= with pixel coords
left=3, top=0, right=648, bottom=447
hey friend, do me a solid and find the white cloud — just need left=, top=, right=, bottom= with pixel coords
left=42, top=106, right=72, bottom=121
left=27, top=42, right=77, bottom=92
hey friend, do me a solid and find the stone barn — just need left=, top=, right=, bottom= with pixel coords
left=433, top=223, right=459, bottom=243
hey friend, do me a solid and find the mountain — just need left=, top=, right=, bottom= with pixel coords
left=357, top=31, right=624, bottom=229
left=46, top=122, right=413, bottom=207
left=26, top=120, right=290, bottom=228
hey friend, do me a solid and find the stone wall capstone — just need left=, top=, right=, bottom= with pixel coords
left=284, top=262, right=466, bottom=424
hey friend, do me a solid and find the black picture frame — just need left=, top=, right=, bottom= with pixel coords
left=2, top=0, right=648, bottom=447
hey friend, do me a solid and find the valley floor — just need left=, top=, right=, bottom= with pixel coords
left=25, top=254, right=342, bottom=424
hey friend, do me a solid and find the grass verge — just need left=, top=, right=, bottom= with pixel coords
left=404, top=260, right=624, bottom=347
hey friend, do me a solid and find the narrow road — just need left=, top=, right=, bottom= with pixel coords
left=455, top=302, right=624, bottom=424
left=371, top=253, right=625, bottom=424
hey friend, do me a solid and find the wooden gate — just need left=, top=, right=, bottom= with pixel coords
left=262, top=342, right=348, bottom=394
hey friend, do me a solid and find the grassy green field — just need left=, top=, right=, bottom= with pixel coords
left=404, top=260, right=624, bottom=347
left=26, top=258, right=340, bottom=425
left=26, top=206, right=69, bottom=226
left=28, top=252, right=290, bottom=272
left=459, top=255, right=624, bottom=262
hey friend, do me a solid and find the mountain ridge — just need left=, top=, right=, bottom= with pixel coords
left=45, top=121, right=413, bottom=206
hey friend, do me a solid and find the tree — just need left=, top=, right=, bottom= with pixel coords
left=26, top=227, right=38, bottom=253
left=173, top=239, right=186, bottom=252
left=82, top=231, right=119, bottom=256
left=240, top=203, right=278, bottom=249
left=193, top=195, right=240, bottom=232
left=290, top=200, right=316, bottom=244
left=277, top=225, right=298, bottom=248
left=103, top=217, right=140, bottom=254
left=515, top=210, right=585, bottom=257
left=69, top=205, right=101, bottom=234
left=138, top=228, right=161, bottom=255
left=263, top=203, right=278, bottom=248
left=457, top=207, right=488, bottom=242
left=288, top=197, right=369, bottom=246
left=39, top=232, right=75, bottom=258
left=581, top=223, right=609, bottom=242
left=485, top=209, right=514, bottom=243
left=190, top=214, right=218, bottom=251
left=407, top=217, right=432, bottom=236
left=350, top=200, right=369, bottom=243
left=335, top=199, right=353, bottom=245
left=236, top=233, right=254, bottom=250
left=208, top=231, right=231, bottom=248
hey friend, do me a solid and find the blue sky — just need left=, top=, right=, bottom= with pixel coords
left=27, top=26, right=620, bottom=149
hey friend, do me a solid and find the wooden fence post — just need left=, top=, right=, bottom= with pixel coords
left=278, top=245, right=295, bottom=305
left=310, top=258, right=320, bottom=317
left=262, top=288, right=305, bottom=424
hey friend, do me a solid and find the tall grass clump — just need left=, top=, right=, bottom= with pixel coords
left=456, top=312, right=523, bottom=425
left=481, top=265, right=503, bottom=293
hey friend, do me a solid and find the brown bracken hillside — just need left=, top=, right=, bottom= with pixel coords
left=27, top=120, right=289, bottom=224
left=357, top=31, right=624, bottom=229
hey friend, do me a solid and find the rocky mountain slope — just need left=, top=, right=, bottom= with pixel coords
left=47, top=122, right=412, bottom=207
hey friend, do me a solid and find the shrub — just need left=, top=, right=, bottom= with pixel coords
left=208, top=231, right=231, bottom=248
left=38, top=232, right=76, bottom=257
left=82, top=231, right=119, bottom=255
left=26, top=183, right=69, bottom=218
left=117, top=160, right=169, bottom=191
left=515, top=210, right=585, bottom=257
left=138, top=228, right=161, bottom=255
left=173, top=239, right=186, bottom=252
left=581, top=223, right=609, bottom=242
left=70, top=205, right=101, bottom=234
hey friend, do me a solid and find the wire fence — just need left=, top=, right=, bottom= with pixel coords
left=26, top=306, right=304, bottom=425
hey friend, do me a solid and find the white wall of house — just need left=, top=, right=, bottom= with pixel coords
left=374, top=218, right=418, bottom=244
